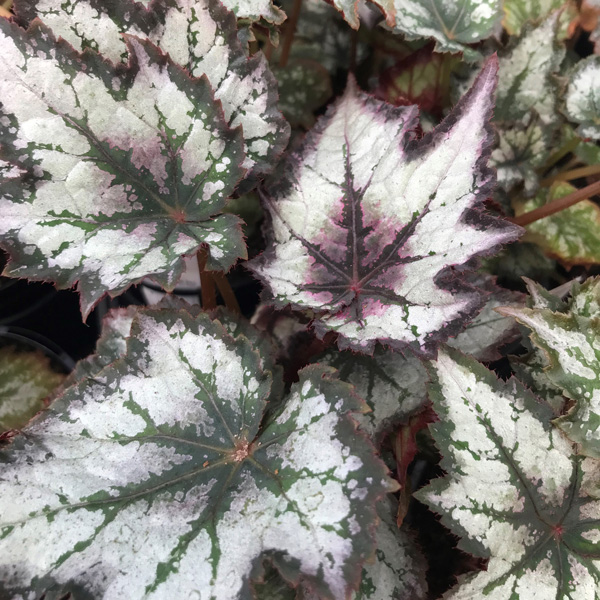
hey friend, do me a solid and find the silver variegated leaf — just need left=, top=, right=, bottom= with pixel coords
left=491, top=115, right=553, bottom=195
left=0, top=308, right=397, bottom=599
left=495, top=13, right=564, bottom=125
left=298, top=499, right=428, bottom=600
left=250, top=58, right=521, bottom=355
left=0, top=346, right=65, bottom=432
left=220, top=0, right=286, bottom=24
left=565, top=56, right=600, bottom=141
left=389, top=0, right=502, bottom=61
left=315, top=348, right=428, bottom=442
left=13, top=0, right=290, bottom=182
left=499, top=278, right=600, bottom=459
left=0, top=21, right=246, bottom=316
left=447, top=274, right=524, bottom=361
left=418, top=346, right=600, bottom=599
left=510, top=350, right=566, bottom=414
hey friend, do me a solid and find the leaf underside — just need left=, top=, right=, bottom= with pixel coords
left=250, top=58, right=521, bottom=355
left=0, top=308, right=396, bottom=600
left=419, top=346, right=600, bottom=599
left=0, top=20, right=246, bottom=316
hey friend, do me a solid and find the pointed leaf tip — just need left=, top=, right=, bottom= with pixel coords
left=251, top=57, right=520, bottom=355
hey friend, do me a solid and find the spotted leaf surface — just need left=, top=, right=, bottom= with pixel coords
left=491, top=117, right=552, bottom=195
left=510, top=350, right=565, bottom=414
left=298, top=499, right=428, bottom=600
left=447, top=275, right=524, bottom=361
left=0, top=346, right=64, bottom=432
left=0, top=21, right=248, bottom=316
left=499, top=279, right=600, bottom=458
left=315, top=348, right=428, bottom=442
left=495, top=14, right=564, bottom=125
left=515, top=182, right=600, bottom=265
left=13, top=0, right=290, bottom=181
left=565, top=56, right=600, bottom=140
left=389, top=0, right=502, bottom=61
left=418, top=346, right=600, bottom=599
left=273, top=59, right=332, bottom=129
left=220, top=0, right=286, bottom=24
left=250, top=58, right=521, bottom=354
left=0, top=308, right=396, bottom=599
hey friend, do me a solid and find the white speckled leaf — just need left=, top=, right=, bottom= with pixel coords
left=13, top=0, right=290, bottom=182
left=0, top=308, right=396, bottom=599
left=315, top=348, right=428, bottom=442
left=298, top=499, right=428, bottom=600
left=499, top=278, right=600, bottom=459
left=249, top=58, right=521, bottom=355
left=220, top=0, right=286, bottom=24
left=389, top=0, right=502, bottom=61
left=0, top=21, right=246, bottom=317
left=0, top=346, right=65, bottom=432
left=419, top=346, right=600, bottom=599
left=447, top=274, right=525, bottom=361
left=510, top=350, right=566, bottom=414
left=328, top=0, right=394, bottom=30
left=495, top=14, right=564, bottom=125
left=565, top=56, right=600, bottom=141
left=273, top=58, right=332, bottom=129
left=491, top=116, right=553, bottom=195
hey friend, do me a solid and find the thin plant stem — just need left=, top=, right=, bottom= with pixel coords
left=197, top=247, right=217, bottom=311
left=212, top=272, right=241, bottom=314
left=510, top=179, right=600, bottom=227
left=541, top=163, right=600, bottom=186
left=278, top=0, right=302, bottom=67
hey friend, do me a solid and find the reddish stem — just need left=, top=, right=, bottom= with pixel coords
left=510, top=179, right=600, bottom=227
left=278, top=0, right=302, bottom=67
left=197, top=247, right=217, bottom=311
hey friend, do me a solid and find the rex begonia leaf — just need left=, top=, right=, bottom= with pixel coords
left=250, top=57, right=521, bottom=355
left=510, top=350, right=566, bottom=414
left=499, top=279, right=600, bottom=459
left=328, top=0, right=394, bottom=30
left=515, top=182, right=600, bottom=265
left=0, top=21, right=246, bottom=317
left=388, top=0, right=502, bottom=61
left=502, top=0, right=576, bottom=36
left=314, top=348, right=428, bottom=442
left=298, top=499, right=428, bottom=600
left=564, top=56, right=600, bottom=141
left=376, top=48, right=461, bottom=118
left=273, top=59, right=333, bottom=129
left=0, top=346, right=64, bottom=432
left=417, top=346, right=600, bottom=599
left=491, top=116, right=553, bottom=195
left=220, top=0, right=286, bottom=24
left=0, top=307, right=397, bottom=599
left=13, top=0, right=290, bottom=182
left=447, top=274, right=524, bottom=361
left=495, top=14, right=564, bottom=125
